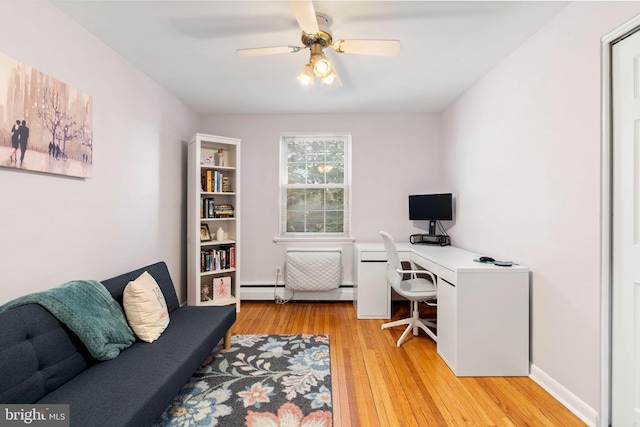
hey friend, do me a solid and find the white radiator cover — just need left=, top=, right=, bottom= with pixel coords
left=285, top=250, right=342, bottom=292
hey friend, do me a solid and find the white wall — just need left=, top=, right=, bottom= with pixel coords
left=0, top=2, right=199, bottom=303
left=200, top=113, right=441, bottom=285
left=441, top=2, right=640, bottom=422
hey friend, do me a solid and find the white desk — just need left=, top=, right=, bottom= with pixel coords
left=353, top=243, right=530, bottom=377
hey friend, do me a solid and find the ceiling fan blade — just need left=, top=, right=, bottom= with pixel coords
left=236, top=45, right=303, bottom=56
left=332, top=39, right=402, bottom=56
left=289, top=0, right=319, bottom=35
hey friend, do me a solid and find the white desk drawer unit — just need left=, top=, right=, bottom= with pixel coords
left=353, top=244, right=410, bottom=319
left=354, top=242, right=530, bottom=377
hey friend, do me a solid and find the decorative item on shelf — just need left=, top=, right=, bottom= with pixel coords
left=222, top=177, right=231, bottom=192
left=216, top=226, right=225, bottom=242
left=213, top=276, right=232, bottom=300
left=200, top=224, right=211, bottom=241
left=201, top=148, right=216, bottom=166
left=201, top=283, right=212, bottom=302
left=200, top=154, right=214, bottom=166
left=216, top=149, right=225, bottom=166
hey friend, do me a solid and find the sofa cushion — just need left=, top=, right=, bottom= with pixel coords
left=101, top=262, right=180, bottom=313
left=123, top=271, right=170, bottom=342
left=38, top=305, right=236, bottom=427
left=0, top=304, right=93, bottom=404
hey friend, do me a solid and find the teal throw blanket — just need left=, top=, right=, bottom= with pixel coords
left=0, top=280, right=136, bottom=360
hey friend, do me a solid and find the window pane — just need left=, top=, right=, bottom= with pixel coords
left=325, top=188, right=344, bottom=209
left=288, top=162, right=306, bottom=184
left=325, top=211, right=344, bottom=233
left=286, top=211, right=305, bottom=232
left=325, top=164, right=343, bottom=184
left=287, top=189, right=306, bottom=211
left=306, top=163, right=325, bottom=184
left=306, top=188, right=325, bottom=210
left=287, top=141, right=306, bottom=162
left=306, top=211, right=325, bottom=232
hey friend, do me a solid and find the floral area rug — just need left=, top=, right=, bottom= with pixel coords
left=153, top=334, right=333, bottom=427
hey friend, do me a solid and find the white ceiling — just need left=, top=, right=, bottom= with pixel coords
left=52, top=1, right=570, bottom=115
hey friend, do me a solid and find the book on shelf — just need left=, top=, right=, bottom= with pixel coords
left=213, top=276, right=232, bottom=300
left=200, top=170, right=211, bottom=192
left=229, top=246, right=235, bottom=269
left=213, top=204, right=234, bottom=218
left=200, top=196, right=216, bottom=219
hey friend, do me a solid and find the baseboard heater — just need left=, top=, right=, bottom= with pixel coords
left=285, top=249, right=342, bottom=292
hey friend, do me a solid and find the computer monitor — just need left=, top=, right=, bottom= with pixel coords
left=409, top=193, right=453, bottom=234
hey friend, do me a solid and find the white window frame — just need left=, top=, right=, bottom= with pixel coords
left=278, top=133, right=352, bottom=239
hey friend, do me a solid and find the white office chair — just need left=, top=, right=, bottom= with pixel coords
left=380, top=231, right=438, bottom=347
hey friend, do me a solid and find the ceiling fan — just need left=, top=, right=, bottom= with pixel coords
left=236, top=0, right=401, bottom=88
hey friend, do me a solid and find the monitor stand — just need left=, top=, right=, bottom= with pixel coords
left=428, top=220, right=437, bottom=235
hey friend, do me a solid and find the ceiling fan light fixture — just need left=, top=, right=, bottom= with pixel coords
left=298, top=64, right=315, bottom=86
left=313, top=57, right=331, bottom=77
left=322, top=71, right=342, bottom=89
left=321, top=72, right=336, bottom=85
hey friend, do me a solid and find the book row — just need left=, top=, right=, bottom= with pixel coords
left=201, top=246, right=235, bottom=272
left=200, top=276, right=232, bottom=302
left=200, top=196, right=235, bottom=219
left=201, top=170, right=232, bottom=193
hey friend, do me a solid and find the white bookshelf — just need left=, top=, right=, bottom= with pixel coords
left=187, top=133, right=240, bottom=311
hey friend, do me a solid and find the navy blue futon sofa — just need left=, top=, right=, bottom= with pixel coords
left=0, top=261, right=236, bottom=427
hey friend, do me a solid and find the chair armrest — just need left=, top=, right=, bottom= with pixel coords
left=395, top=268, right=437, bottom=282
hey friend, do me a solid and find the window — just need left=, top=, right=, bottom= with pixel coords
left=279, top=133, right=351, bottom=237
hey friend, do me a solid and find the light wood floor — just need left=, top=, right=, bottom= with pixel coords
left=230, top=300, right=586, bottom=427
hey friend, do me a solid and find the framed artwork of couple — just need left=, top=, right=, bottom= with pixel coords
left=0, top=50, right=93, bottom=178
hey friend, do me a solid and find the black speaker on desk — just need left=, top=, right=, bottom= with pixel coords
left=409, top=234, right=451, bottom=246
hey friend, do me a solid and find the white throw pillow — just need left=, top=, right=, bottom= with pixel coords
left=123, top=271, right=170, bottom=343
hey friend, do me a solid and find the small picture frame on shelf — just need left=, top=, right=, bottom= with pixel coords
left=200, top=224, right=212, bottom=241
left=200, top=155, right=214, bottom=166
left=200, top=148, right=216, bottom=166
left=213, top=276, right=231, bottom=300
left=201, top=283, right=212, bottom=302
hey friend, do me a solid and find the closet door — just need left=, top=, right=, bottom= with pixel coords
left=611, top=29, right=640, bottom=427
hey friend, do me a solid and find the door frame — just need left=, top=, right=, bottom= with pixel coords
left=601, top=15, right=640, bottom=427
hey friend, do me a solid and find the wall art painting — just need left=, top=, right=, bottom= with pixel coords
left=0, top=51, right=93, bottom=178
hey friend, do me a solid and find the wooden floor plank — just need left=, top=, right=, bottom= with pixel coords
left=230, top=301, right=586, bottom=427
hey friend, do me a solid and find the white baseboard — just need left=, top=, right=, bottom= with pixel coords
left=529, top=364, right=599, bottom=427
left=240, top=281, right=354, bottom=301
